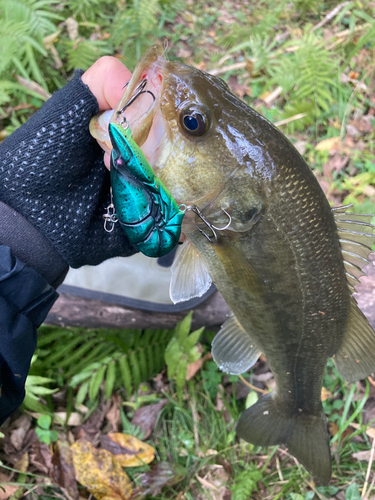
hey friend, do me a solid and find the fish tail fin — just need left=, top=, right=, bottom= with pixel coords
left=236, top=393, right=331, bottom=484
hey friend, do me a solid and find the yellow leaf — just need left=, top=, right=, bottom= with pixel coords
left=321, top=387, right=332, bottom=401
left=315, top=137, right=340, bottom=152
left=14, top=452, right=29, bottom=473
left=106, top=433, right=155, bottom=467
left=71, top=440, right=132, bottom=500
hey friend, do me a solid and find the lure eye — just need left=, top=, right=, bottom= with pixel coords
left=180, top=106, right=210, bottom=137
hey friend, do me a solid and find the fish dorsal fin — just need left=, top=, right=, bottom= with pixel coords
left=333, top=204, right=375, bottom=291
left=333, top=296, right=375, bottom=383
left=169, top=239, right=212, bottom=304
left=212, top=315, right=261, bottom=375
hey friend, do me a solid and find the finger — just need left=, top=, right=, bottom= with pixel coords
left=82, top=56, right=132, bottom=110
left=104, top=152, right=111, bottom=170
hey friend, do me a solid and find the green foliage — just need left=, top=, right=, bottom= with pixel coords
left=109, top=0, right=162, bottom=69
left=23, top=355, right=58, bottom=413
left=33, top=326, right=174, bottom=405
left=64, top=39, right=111, bottom=71
left=202, top=361, right=222, bottom=399
left=231, top=466, right=262, bottom=500
left=35, top=415, right=58, bottom=445
left=165, top=312, right=204, bottom=402
left=345, top=483, right=361, bottom=500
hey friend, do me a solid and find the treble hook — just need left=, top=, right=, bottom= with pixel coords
left=179, top=205, right=232, bottom=243
left=116, top=78, right=156, bottom=126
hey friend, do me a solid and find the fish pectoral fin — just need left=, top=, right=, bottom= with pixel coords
left=212, top=315, right=261, bottom=375
left=332, top=205, right=375, bottom=292
left=333, top=296, right=375, bottom=383
left=237, top=394, right=331, bottom=485
left=169, top=239, right=212, bottom=304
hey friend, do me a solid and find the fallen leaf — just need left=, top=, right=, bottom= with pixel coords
left=13, top=452, right=29, bottom=473
left=106, top=396, right=122, bottom=433
left=130, top=462, right=186, bottom=499
left=186, top=352, right=212, bottom=381
left=227, top=75, right=249, bottom=98
left=315, top=136, right=341, bottom=152
left=321, top=387, right=333, bottom=401
left=30, top=440, right=52, bottom=475
left=350, top=422, right=375, bottom=439
left=15, top=76, right=51, bottom=101
left=352, top=450, right=372, bottom=461
left=323, top=153, right=349, bottom=180
left=71, top=440, right=132, bottom=500
left=65, top=17, right=79, bottom=41
left=51, top=440, right=79, bottom=500
left=131, top=401, right=168, bottom=439
left=0, top=473, right=18, bottom=500
left=101, top=433, right=155, bottom=467
left=54, top=412, right=82, bottom=426
left=10, top=415, right=31, bottom=450
left=329, top=422, right=339, bottom=437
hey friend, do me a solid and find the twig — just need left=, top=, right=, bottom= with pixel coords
left=275, top=456, right=284, bottom=481
left=274, top=113, right=307, bottom=127
left=364, top=473, right=375, bottom=500
left=362, top=437, right=375, bottom=498
left=328, top=23, right=371, bottom=50
left=367, top=375, right=375, bottom=388
left=238, top=374, right=269, bottom=395
left=190, top=396, right=200, bottom=455
left=209, top=61, right=248, bottom=76
left=263, top=86, right=283, bottom=104
left=311, top=1, right=351, bottom=32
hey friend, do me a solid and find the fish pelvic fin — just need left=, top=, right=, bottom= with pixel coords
left=236, top=393, right=331, bottom=485
left=332, top=204, right=375, bottom=292
left=212, top=315, right=261, bottom=375
left=169, top=239, right=212, bottom=304
left=333, top=296, right=375, bottom=382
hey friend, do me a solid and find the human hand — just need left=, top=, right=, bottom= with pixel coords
left=0, top=57, right=136, bottom=271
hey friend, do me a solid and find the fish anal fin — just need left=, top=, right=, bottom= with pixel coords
left=212, top=315, right=261, bottom=375
left=169, top=239, right=212, bottom=304
left=237, top=394, right=331, bottom=485
left=334, top=296, right=375, bottom=383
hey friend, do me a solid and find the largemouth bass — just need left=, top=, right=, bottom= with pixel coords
left=91, top=46, right=375, bottom=484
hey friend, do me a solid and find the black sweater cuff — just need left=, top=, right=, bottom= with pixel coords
left=0, top=201, right=68, bottom=288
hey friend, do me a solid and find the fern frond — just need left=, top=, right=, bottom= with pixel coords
left=65, top=39, right=111, bottom=70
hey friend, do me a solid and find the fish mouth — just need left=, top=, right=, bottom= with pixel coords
left=111, top=46, right=168, bottom=172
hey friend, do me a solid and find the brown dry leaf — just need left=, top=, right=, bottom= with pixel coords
left=51, top=440, right=79, bottom=500
left=101, top=433, right=155, bottom=467
left=186, top=352, right=212, bottom=381
left=106, top=396, right=122, bottom=433
left=71, top=440, right=132, bottom=500
left=227, top=75, right=249, bottom=98
left=352, top=450, right=372, bottom=461
left=329, top=422, right=339, bottom=437
left=323, top=153, right=349, bottom=180
left=351, top=422, right=375, bottom=439
left=15, top=76, right=51, bottom=101
left=0, top=473, right=18, bottom=500
left=315, top=136, right=341, bottom=152
left=30, top=441, right=52, bottom=475
left=10, top=415, right=31, bottom=450
left=321, top=387, right=333, bottom=401
left=65, top=17, right=79, bottom=41
left=131, top=400, right=168, bottom=439
left=130, top=462, right=186, bottom=499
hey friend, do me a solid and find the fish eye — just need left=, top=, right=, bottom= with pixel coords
left=180, top=106, right=210, bottom=137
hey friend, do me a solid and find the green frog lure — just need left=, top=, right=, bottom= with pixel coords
left=106, top=121, right=185, bottom=258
